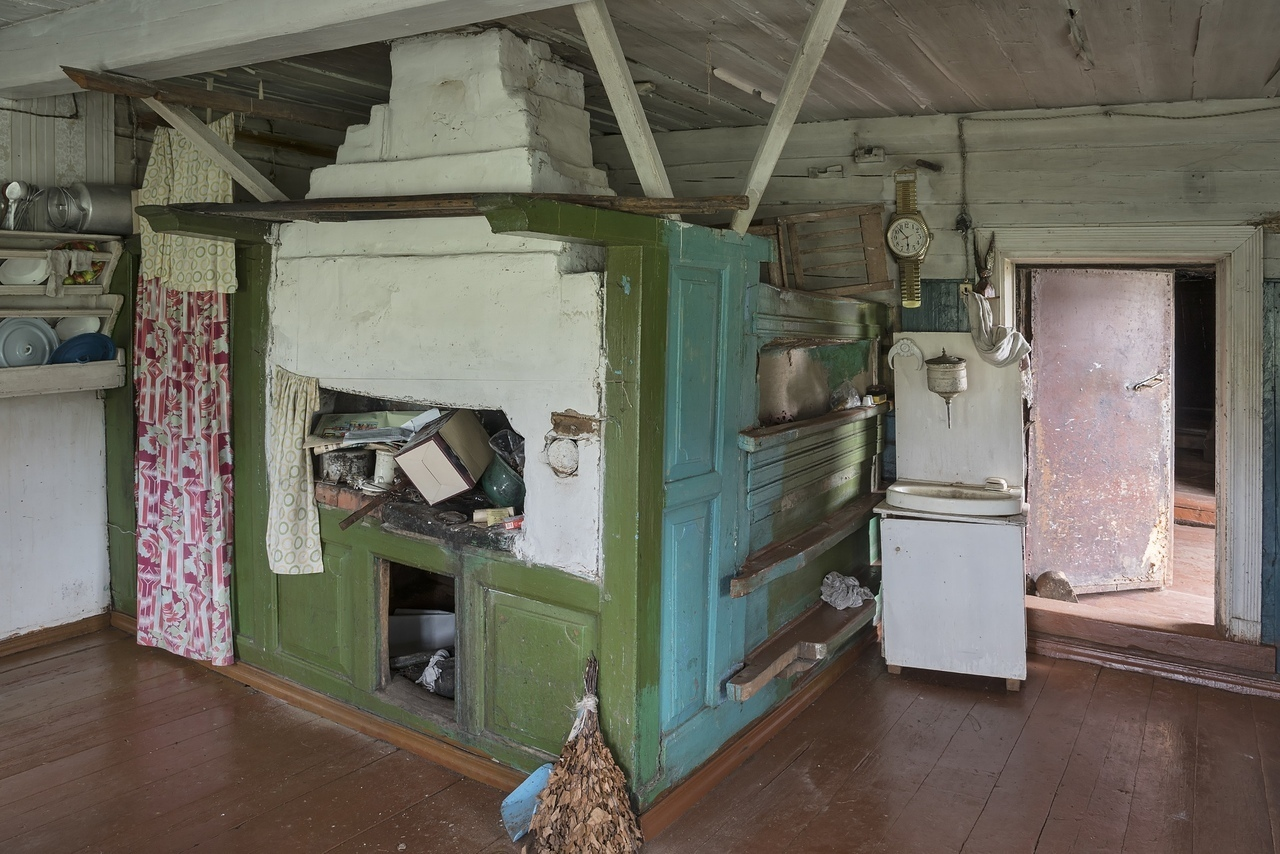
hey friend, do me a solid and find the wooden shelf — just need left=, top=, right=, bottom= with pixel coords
left=727, top=598, right=875, bottom=702
left=731, top=491, right=883, bottom=597
left=0, top=353, right=126, bottom=399
left=738, top=404, right=888, bottom=452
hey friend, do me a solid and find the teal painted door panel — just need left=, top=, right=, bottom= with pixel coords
left=659, top=232, right=757, bottom=761
left=660, top=499, right=714, bottom=729
left=665, top=270, right=724, bottom=483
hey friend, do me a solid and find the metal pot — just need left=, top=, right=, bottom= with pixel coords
left=46, top=183, right=134, bottom=235
left=925, top=349, right=968, bottom=398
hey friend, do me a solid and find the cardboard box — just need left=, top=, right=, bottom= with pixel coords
left=394, top=410, right=494, bottom=504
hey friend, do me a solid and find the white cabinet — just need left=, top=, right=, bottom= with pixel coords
left=880, top=513, right=1027, bottom=682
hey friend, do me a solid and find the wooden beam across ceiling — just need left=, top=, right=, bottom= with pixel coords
left=141, top=98, right=289, bottom=202
left=572, top=0, right=672, bottom=200
left=147, top=193, right=751, bottom=223
left=730, top=0, right=849, bottom=233
left=63, top=66, right=364, bottom=131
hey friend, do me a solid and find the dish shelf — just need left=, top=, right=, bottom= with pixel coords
left=0, top=353, right=126, bottom=399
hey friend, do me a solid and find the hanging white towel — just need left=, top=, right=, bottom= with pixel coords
left=965, top=291, right=1031, bottom=368
left=267, top=366, right=325, bottom=575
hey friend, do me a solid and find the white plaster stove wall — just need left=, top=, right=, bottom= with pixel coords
left=271, top=30, right=611, bottom=578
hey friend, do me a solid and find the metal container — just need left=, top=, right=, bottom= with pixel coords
left=925, top=349, right=967, bottom=427
left=46, top=183, right=134, bottom=235
left=317, top=449, right=375, bottom=485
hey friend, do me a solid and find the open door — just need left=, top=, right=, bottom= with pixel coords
left=1026, top=267, right=1173, bottom=593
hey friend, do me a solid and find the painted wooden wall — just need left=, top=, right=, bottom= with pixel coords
left=594, top=98, right=1280, bottom=281
left=1262, top=279, right=1280, bottom=650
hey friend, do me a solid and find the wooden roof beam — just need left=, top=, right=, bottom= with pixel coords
left=573, top=0, right=674, bottom=201
left=142, top=98, right=289, bottom=202
left=729, top=0, right=850, bottom=234
left=64, top=66, right=363, bottom=131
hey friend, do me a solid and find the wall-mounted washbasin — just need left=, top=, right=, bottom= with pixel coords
left=885, top=479, right=1024, bottom=516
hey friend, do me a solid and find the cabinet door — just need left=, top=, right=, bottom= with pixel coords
left=882, top=517, right=1026, bottom=681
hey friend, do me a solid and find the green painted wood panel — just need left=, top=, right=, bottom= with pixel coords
left=276, top=540, right=356, bottom=680
left=484, top=590, right=598, bottom=754
left=230, top=244, right=273, bottom=653
left=104, top=245, right=138, bottom=617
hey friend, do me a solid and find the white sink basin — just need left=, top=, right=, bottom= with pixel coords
left=885, top=479, right=1024, bottom=516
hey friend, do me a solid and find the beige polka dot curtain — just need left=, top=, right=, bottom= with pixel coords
left=266, top=367, right=325, bottom=575
left=138, top=113, right=238, bottom=293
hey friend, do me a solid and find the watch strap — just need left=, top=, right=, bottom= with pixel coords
left=900, top=257, right=922, bottom=308
left=895, top=171, right=918, bottom=216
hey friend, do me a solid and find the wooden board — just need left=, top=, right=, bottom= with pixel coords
left=774, top=204, right=891, bottom=296
left=730, top=491, right=882, bottom=597
left=726, top=599, right=874, bottom=701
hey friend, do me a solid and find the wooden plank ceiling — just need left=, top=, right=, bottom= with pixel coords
left=0, top=0, right=92, bottom=27
left=502, top=0, right=1280, bottom=134
left=29, top=0, right=1278, bottom=140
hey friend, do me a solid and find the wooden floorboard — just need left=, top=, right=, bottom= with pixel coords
left=3, top=631, right=1279, bottom=853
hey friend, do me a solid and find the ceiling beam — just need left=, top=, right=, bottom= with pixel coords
left=64, top=66, right=363, bottom=131
left=143, top=98, right=289, bottom=202
left=0, top=0, right=574, bottom=100
left=572, top=0, right=672, bottom=200
left=729, top=0, right=850, bottom=233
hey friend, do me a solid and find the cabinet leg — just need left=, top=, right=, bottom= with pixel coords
left=1005, top=678, right=1021, bottom=692
left=887, top=664, right=902, bottom=675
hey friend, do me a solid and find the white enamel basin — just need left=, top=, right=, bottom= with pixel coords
left=885, top=479, right=1024, bottom=516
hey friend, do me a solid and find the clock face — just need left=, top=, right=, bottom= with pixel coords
left=887, top=218, right=930, bottom=258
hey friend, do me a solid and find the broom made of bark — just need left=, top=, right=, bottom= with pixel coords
left=526, top=654, right=643, bottom=854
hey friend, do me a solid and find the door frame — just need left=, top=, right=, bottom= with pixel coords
left=993, top=226, right=1263, bottom=643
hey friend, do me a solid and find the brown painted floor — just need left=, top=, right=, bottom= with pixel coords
left=5, top=630, right=1280, bottom=853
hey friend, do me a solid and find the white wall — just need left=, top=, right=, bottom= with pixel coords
left=594, top=98, right=1280, bottom=277
left=0, top=393, right=110, bottom=637
left=0, top=93, right=115, bottom=639
left=272, top=219, right=605, bottom=577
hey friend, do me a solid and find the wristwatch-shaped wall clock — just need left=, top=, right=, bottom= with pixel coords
left=885, top=168, right=932, bottom=309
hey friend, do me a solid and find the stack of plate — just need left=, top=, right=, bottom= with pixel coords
left=0, top=318, right=58, bottom=367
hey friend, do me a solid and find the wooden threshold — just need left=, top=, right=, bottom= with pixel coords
left=640, top=628, right=874, bottom=840
left=727, top=599, right=875, bottom=701
left=108, top=611, right=523, bottom=792
left=0, top=611, right=111, bottom=658
left=1026, top=595, right=1275, bottom=674
left=1030, top=634, right=1280, bottom=698
left=731, top=492, right=882, bottom=597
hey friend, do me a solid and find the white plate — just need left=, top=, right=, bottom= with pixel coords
left=0, top=257, right=51, bottom=286
left=55, top=316, right=101, bottom=341
left=0, top=317, right=58, bottom=367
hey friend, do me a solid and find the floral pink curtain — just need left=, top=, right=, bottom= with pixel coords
left=134, top=275, right=234, bottom=665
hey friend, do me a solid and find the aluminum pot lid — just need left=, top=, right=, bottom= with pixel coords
left=925, top=348, right=965, bottom=366
left=0, top=317, right=58, bottom=367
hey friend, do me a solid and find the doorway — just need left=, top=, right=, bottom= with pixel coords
left=990, top=225, right=1263, bottom=646
left=1023, top=266, right=1217, bottom=635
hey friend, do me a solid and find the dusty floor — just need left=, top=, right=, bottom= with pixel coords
left=3, top=629, right=1278, bottom=853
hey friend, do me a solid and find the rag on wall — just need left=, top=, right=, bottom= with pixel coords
left=267, top=366, right=325, bottom=575
left=965, top=291, right=1031, bottom=368
left=137, top=113, right=238, bottom=293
